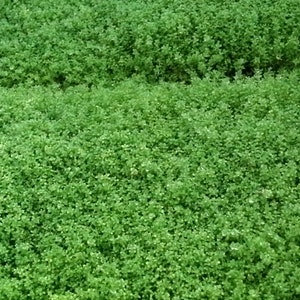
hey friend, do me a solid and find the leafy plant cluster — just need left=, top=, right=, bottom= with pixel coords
left=0, top=73, right=299, bottom=299
left=0, top=0, right=299, bottom=87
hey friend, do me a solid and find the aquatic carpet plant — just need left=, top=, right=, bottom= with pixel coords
left=0, top=74, right=299, bottom=299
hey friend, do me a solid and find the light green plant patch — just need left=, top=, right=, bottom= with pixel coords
left=0, top=74, right=299, bottom=299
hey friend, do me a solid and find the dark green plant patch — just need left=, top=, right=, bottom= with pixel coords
left=0, top=0, right=299, bottom=87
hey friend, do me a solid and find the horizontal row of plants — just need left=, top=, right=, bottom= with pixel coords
left=0, top=74, right=299, bottom=299
left=0, top=0, right=299, bottom=87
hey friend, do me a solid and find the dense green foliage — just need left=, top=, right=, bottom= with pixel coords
left=0, top=0, right=299, bottom=87
left=0, top=0, right=299, bottom=298
left=0, top=73, right=299, bottom=299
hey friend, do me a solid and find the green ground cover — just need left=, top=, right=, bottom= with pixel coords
left=0, top=74, right=299, bottom=299
left=0, top=0, right=300, bottom=298
left=0, top=0, right=299, bottom=87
